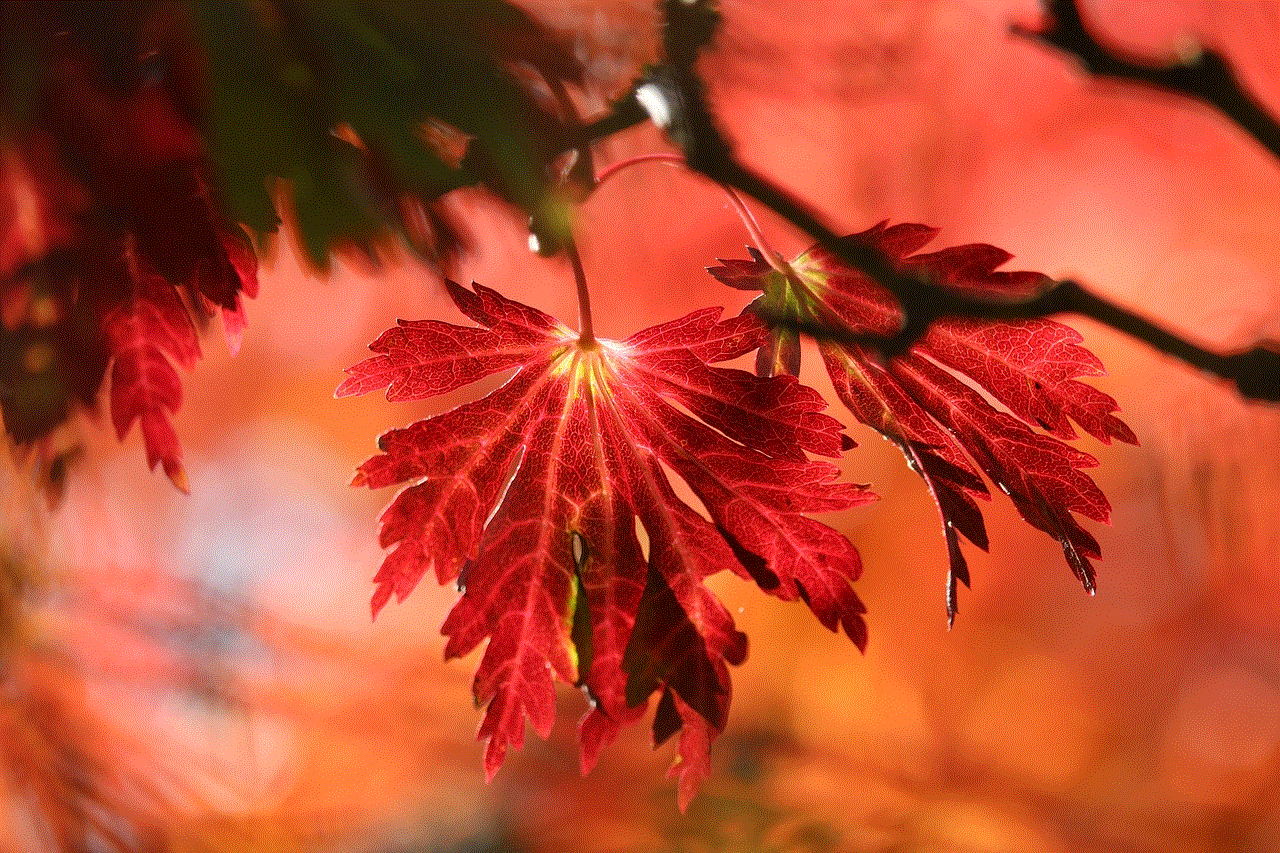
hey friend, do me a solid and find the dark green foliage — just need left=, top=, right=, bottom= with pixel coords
left=194, top=1, right=582, bottom=268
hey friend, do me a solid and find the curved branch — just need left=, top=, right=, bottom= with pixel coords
left=571, top=0, right=1280, bottom=402
left=757, top=281, right=1280, bottom=403
left=1012, top=0, right=1280, bottom=163
left=715, top=139, right=1280, bottom=402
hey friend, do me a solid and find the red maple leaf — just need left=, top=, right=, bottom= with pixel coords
left=338, top=280, right=873, bottom=808
left=709, top=222, right=1137, bottom=622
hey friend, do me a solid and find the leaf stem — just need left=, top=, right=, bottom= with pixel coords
left=565, top=237, right=595, bottom=345
left=593, top=152, right=686, bottom=185
left=593, top=153, right=792, bottom=277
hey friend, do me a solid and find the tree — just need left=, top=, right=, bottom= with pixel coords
left=2, top=0, right=1278, bottom=846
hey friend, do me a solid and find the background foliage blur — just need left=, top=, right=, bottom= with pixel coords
left=3, top=1, right=1280, bottom=850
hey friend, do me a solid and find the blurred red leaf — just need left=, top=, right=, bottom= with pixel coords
left=104, top=269, right=200, bottom=493
left=0, top=5, right=256, bottom=482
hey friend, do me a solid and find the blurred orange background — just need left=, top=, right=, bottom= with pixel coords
left=6, top=1, right=1280, bottom=850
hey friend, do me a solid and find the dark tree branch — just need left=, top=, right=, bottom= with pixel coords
left=715, top=143, right=1280, bottom=401
left=1012, top=0, right=1280, bottom=163
left=574, top=0, right=1279, bottom=402
left=571, top=0, right=1279, bottom=401
left=757, top=281, right=1280, bottom=403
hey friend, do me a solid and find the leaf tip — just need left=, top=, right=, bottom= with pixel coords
left=844, top=608, right=869, bottom=652
left=676, top=784, right=696, bottom=814
left=221, top=303, right=247, bottom=356
left=166, top=462, right=190, bottom=495
left=371, top=584, right=391, bottom=619
left=483, top=738, right=507, bottom=783
left=1115, top=420, right=1140, bottom=446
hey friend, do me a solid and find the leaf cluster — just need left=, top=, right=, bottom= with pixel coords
left=0, top=0, right=1151, bottom=812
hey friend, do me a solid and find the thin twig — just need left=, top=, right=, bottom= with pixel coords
left=593, top=153, right=791, bottom=276
left=593, top=153, right=686, bottom=185
left=1012, top=0, right=1280, bottom=162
